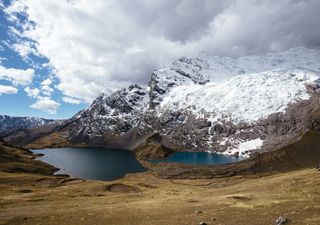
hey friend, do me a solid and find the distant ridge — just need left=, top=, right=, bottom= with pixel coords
left=0, top=115, right=54, bottom=136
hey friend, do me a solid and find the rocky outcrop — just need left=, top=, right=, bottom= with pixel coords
left=133, top=133, right=175, bottom=160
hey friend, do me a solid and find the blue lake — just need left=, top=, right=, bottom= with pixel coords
left=33, top=148, right=241, bottom=181
left=152, top=151, right=241, bottom=165
left=33, top=147, right=146, bottom=181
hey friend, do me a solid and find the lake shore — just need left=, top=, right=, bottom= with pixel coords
left=1, top=136, right=320, bottom=225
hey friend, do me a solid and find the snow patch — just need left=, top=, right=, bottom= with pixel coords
left=159, top=68, right=319, bottom=123
left=226, top=138, right=264, bottom=158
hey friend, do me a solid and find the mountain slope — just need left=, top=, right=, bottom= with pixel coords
left=0, top=115, right=54, bottom=136
left=4, top=47, right=320, bottom=158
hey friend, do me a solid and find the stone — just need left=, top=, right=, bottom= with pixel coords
left=275, top=216, right=288, bottom=225
left=195, top=210, right=203, bottom=214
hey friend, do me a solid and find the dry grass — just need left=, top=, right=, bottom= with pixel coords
left=0, top=168, right=319, bottom=225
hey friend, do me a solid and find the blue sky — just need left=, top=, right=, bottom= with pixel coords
left=0, top=1, right=86, bottom=119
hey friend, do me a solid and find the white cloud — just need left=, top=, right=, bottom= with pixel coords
left=40, top=78, right=54, bottom=96
left=0, top=65, right=34, bottom=85
left=0, top=56, right=6, bottom=63
left=0, top=85, right=18, bottom=95
left=12, top=42, right=37, bottom=60
left=30, top=96, right=60, bottom=114
left=5, top=0, right=320, bottom=102
left=41, top=78, right=52, bottom=86
left=24, top=86, right=40, bottom=98
left=62, top=96, right=81, bottom=104
left=25, top=86, right=60, bottom=114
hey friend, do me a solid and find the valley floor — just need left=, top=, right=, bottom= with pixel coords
left=0, top=169, right=319, bottom=225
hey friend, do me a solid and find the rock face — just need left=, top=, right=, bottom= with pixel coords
left=67, top=84, right=148, bottom=144
left=4, top=47, right=320, bottom=158
left=0, top=115, right=54, bottom=136
left=149, top=57, right=209, bottom=109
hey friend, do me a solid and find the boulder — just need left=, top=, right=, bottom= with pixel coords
left=275, top=216, right=288, bottom=225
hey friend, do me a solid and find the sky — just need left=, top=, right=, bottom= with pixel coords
left=0, top=0, right=320, bottom=119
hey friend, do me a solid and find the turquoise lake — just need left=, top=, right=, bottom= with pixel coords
left=152, top=151, right=241, bottom=165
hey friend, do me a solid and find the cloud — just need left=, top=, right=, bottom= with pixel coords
left=25, top=85, right=60, bottom=114
left=30, top=96, right=60, bottom=114
left=24, top=86, right=40, bottom=98
left=12, top=42, right=38, bottom=60
left=40, top=78, right=54, bottom=96
left=0, top=65, right=34, bottom=85
left=0, top=85, right=18, bottom=95
left=62, top=96, right=81, bottom=104
left=5, top=0, right=320, bottom=102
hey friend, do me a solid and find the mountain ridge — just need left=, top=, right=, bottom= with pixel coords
left=0, top=115, right=55, bottom=136
left=3, top=47, right=320, bottom=159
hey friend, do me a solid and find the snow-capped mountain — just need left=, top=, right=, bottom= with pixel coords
left=69, top=47, right=320, bottom=156
left=67, top=84, right=148, bottom=143
left=4, top=47, right=320, bottom=158
left=155, top=67, right=320, bottom=156
left=0, top=115, right=54, bottom=135
left=149, top=57, right=210, bottom=108
left=159, top=68, right=319, bottom=123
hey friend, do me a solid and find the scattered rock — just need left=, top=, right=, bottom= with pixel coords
left=316, top=164, right=320, bottom=171
left=195, top=210, right=203, bottom=214
left=199, top=222, right=207, bottom=225
left=211, top=217, right=216, bottom=221
left=275, top=216, right=288, bottom=225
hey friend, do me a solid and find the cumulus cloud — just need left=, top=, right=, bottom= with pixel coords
left=25, top=85, right=60, bottom=114
left=12, top=42, right=38, bottom=60
left=30, top=96, right=60, bottom=114
left=0, top=85, right=18, bottom=95
left=5, top=0, right=320, bottom=102
left=40, top=78, right=54, bottom=96
left=0, top=65, right=34, bottom=85
left=24, top=86, right=40, bottom=98
left=62, top=96, right=81, bottom=104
